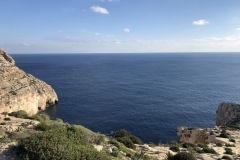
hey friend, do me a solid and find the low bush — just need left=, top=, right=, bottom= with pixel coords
left=225, top=144, right=235, bottom=147
left=202, top=146, right=217, bottom=154
left=169, top=146, right=180, bottom=152
left=219, top=129, right=229, bottom=138
left=4, top=117, right=11, bottom=121
left=112, top=129, right=143, bottom=149
left=116, top=137, right=136, bottom=149
left=222, top=155, right=232, bottom=160
left=182, top=143, right=196, bottom=148
left=111, top=148, right=119, bottom=157
left=17, top=125, right=110, bottom=160
left=229, top=139, right=235, bottom=143
left=94, top=133, right=105, bottom=145
left=148, top=142, right=157, bottom=147
left=32, top=114, right=50, bottom=122
left=8, top=110, right=29, bottom=119
left=167, top=152, right=174, bottom=160
left=110, top=139, right=134, bottom=157
left=131, top=151, right=149, bottom=160
left=216, top=143, right=223, bottom=147
left=172, top=152, right=196, bottom=160
left=225, top=148, right=233, bottom=155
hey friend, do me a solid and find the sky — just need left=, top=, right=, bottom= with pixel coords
left=0, top=0, right=240, bottom=53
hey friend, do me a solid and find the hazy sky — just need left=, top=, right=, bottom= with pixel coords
left=1, top=0, right=240, bottom=53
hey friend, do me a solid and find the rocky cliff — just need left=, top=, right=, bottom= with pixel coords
left=0, top=49, right=58, bottom=115
left=216, top=102, right=240, bottom=127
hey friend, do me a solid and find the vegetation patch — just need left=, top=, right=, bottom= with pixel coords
left=17, top=125, right=110, bottom=160
left=169, top=145, right=180, bottom=152
left=8, top=110, right=29, bottom=119
left=225, top=148, right=233, bottom=155
left=111, top=129, right=143, bottom=149
left=171, top=152, right=196, bottom=160
left=222, top=155, right=232, bottom=160
left=202, top=146, right=217, bottom=154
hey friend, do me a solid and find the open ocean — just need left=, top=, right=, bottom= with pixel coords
left=11, top=53, right=240, bottom=143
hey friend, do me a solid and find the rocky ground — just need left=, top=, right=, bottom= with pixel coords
left=0, top=114, right=40, bottom=160
left=1, top=112, right=240, bottom=160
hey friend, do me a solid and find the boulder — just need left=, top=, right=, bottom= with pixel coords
left=216, top=102, right=240, bottom=127
left=0, top=49, right=58, bottom=115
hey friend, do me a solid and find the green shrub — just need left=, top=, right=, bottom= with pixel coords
left=229, top=139, right=235, bottom=143
left=32, top=114, right=50, bottom=122
left=111, top=148, right=119, bottom=157
left=216, top=143, right=223, bottom=147
left=112, top=129, right=131, bottom=138
left=111, top=129, right=143, bottom=149
left=130, top=135, right=143, bottom=144
left=182, top=143, right=196, bottom=148
left=9, top=130, right=39, bottom=141
left=225, top=144, right=235, bottom=147
left=219, top=129, right=229, bottom=138
left=131, top=151, right=149, bottom=160
left=225, top=148, right=233, bottom=155
left=110, top=139, right=134, bottom=157
left=35, top=121, right=49, bottom=131
left=169, top=146, right=180, bottom=152
left=167, top=152, right=174, bottom=160
left=116, top=137, right=136, bottom=149
left=4, top=117, right=11, bottom=121
left=222, top=155, right=232, bottom=160
left=202, top=146, right=217, bottom=154
left=148, top=142, right=157, bottom=147
left=0, top=122, right=6, bottom=125
left=8, top=110, right=29, bottom=119
left=17, top=125, right=110, bottom=160
left=95, top=134, right=105, bottom=145
left=172, top=152, right=196, bottom=160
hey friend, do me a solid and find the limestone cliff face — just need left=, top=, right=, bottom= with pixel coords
left=0, top=49, right=58, bottom=115
left=216, top=102, right=240, bottom=126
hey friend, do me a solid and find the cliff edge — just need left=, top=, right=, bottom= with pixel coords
left=0, top=49, right=58, bottom=115
left=216, top=102, right=240, bottom=127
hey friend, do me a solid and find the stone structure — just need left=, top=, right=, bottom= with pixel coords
left=0, top=49, right=58, bottom=115
left=177, top=127, right=212, bottom=144
left=216, top=102, right=240, bottom=127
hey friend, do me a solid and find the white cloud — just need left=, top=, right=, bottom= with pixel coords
left=95, top=33, right=101, bottom=36
left=100, top=0, right=119, bottom=2
left=194, top=36, right=240, bottom=42
left=236, top=27, right=240, bottom=31
left=90, top=5, right=109, bottom=14
left=124, top=28, right=130, bottom=33
left=22, top=43, right=31, bottom=46
left=193, top=19, right=209, bottom=26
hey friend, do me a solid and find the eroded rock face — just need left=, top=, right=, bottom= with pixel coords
left=177, top=127, right=211, bottom=144
left=216, top=102, right=240, bottom=126
left=0, top=49, right=58, bottom=115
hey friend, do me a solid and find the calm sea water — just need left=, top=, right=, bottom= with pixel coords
left=11, top=53, right=240, bottom=143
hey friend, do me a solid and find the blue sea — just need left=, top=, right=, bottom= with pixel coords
left=11, top=53, right=240, bottom=143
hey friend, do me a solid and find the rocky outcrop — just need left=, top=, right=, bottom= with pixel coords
left=216, top=102, right=240, bottom=127
left=177, top=127, right=213, bottom=144
left=0, top=49, right=58, bottom=115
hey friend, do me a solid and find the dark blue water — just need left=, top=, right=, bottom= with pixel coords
left=11, top=53, right=240, bottom=143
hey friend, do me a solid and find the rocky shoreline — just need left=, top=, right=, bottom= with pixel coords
left=1, top=111, right=240, bottom=160
left=1, top=49, right=240, bottom=160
